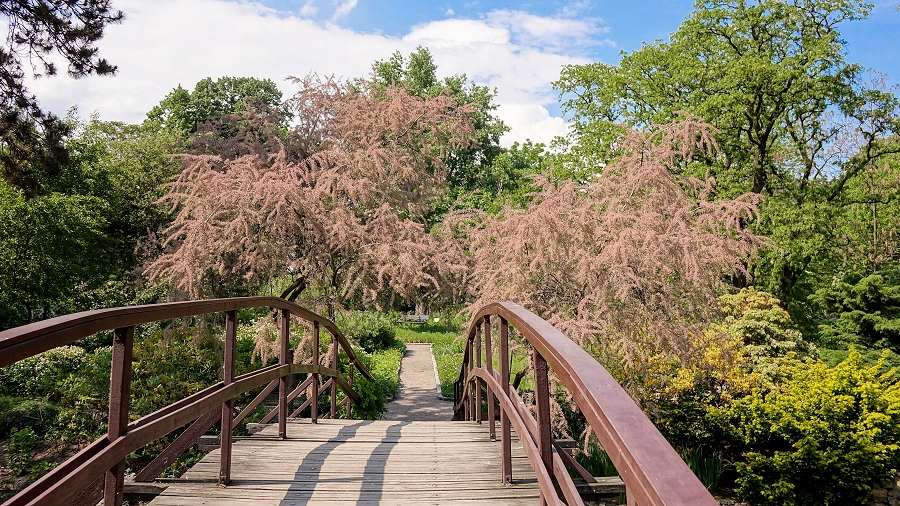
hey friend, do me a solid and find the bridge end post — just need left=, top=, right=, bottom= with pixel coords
left=220, top=310, right=237, bottom=486
left=312, top=321, right=319, bottom=423
left=484, top=316, right=495, bottom=441
left=475, top=324, right=482, bottom=424
left=105, top=325, right=134, bottom=506
left=279, top=309, right=290, bottom=439
left=499, top=316, right=512, bottom=485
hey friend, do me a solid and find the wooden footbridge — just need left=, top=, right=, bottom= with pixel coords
left=0, top=298, right=717, bottom=505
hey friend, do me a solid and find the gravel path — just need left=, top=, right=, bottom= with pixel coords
left=383, top=343, right=453, bottom=421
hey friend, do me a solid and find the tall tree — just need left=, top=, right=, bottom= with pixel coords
left=370, top=47, right=509, bottom=214
left=460, top=117, right=761, bottom=379
left=0, top=0, right=123, bottom=197
left=554, top=0, right=900, bottom=310
left=145, top=76, right=289, bottom=135
left=146, top=75, right=476, bottom=311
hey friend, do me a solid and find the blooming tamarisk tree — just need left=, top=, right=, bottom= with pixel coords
left=146, top=75, right=477, bottom=312
left=461, top=116, right=762, bottom=387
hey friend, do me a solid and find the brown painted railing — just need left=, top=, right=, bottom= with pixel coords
left=0, top=297, right=372, bottom=506
left=453, top=302, right=718, bottom=506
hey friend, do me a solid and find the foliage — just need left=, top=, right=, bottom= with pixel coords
left=0, top=346, right=87, bottom=400
left=554, top=0, right=900, bottom=315
left=146, top=76, right=289, bottom=135
left=0, top=117, right=178, bottom=331
left=0, top=398, right=59, bottom=438
left=338, top=311, right=397, bottom=352
left=682, top=446, right=727, bottom=491
left=0, top=0, right=123, bottom=197
left=460, top=117, right=761, bottom=393
left=369, top=47, right=508, bottom=211
left=147, top=75, right=476, bottom=309
left=575, top=443, right=619, bottom=478
left=716, top=287, right=816, bottom=381
left=810, top=273, right=900, bottom=352
left=725, top=350, right=900, bottom=505
left=2, top=428, right=37, bottom=476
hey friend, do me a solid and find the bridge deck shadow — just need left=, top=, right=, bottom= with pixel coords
left=147, top=419, right=540, bottom=505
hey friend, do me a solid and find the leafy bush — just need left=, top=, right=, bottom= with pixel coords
left=3, top=428, right=36, bottom=476
left=339, top=311, right=397, bottom=352
left=725, top=350, right=900, bottom=505
left=810, top=273, right=900, bottom=352
left=0, top=397, right=59, bottom=438
left=0, top=346, right=87, bottom=400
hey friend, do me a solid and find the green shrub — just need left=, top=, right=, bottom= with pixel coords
left=725, top=350, right=900, bottom=505
left=0, top=397, right=59, bottom=438
left=3, top=427, right=36, bottom=476
left=0, top=346, right=87, bottom=400
left=339, top=311, right=397, bottom=352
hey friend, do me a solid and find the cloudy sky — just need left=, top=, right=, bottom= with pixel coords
left=25, top=0, right=900, bottom=146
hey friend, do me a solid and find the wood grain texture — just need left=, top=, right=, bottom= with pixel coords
left=147, top=419, right=540, bottom=505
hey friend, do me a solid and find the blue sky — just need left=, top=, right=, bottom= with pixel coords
left=29, top=0, right=900, bottom=146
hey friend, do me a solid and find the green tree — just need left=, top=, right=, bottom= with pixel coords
left=0, top=0, right=123, bottom=198
left=554, top=0, right=900, bottom=314
left=370, top=47, right=509, bottom=214
left=810, top=272, right=900, bottom=351
left=0, top=116, right=178, bottom=330
left=145, top=76, right=289, bottom=135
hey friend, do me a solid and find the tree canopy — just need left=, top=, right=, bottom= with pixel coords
left=145, top=76, right=289, bottom=135
left=0, top=0, right=123, bottom=198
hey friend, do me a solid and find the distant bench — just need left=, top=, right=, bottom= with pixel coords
left=398, top=314, right=430, bottom=325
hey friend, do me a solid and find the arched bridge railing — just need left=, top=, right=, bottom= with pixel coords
left=0, top=297, right=372, bottom=506
left=453, top=302, right=718, bottom=506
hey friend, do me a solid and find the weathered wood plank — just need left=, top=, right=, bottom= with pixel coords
left=147, top=420, right=542, bottom=505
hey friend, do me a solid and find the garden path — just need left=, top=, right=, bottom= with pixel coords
left=383, top=343, right=452, bottom=421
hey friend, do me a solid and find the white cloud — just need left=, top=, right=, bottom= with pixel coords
left=331, top=0, right=357, bottom=21
left=26, top=1, right=606, bottom=146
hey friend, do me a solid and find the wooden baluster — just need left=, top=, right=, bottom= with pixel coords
left=465, top=339, right=473, bottom=420
left=475, top=323, right=482, bottom=424
left=346, top=363, right=354, bottom=419
left=220, top=310, right=237, bottom=486
left=279, top=309, right=289, bottom=439
left=311, top=321, right=319, bottom=423
left=105, top=325, right=134, bottom=506
left=484, top=316, right=495, bottom=441
left=533, top=347, right=553, bottom=503
left=330, top=335, right=338, bottom=419
left=499, top=316, right=512, bottom=484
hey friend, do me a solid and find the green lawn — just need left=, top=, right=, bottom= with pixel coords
left=394, top=322, right=534, bottom=397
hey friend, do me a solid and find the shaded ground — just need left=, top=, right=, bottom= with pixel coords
left=384, top=344, right=452, bottom=421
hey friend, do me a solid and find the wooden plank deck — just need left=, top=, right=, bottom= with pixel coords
left=147, top=419, right=541, bottom=505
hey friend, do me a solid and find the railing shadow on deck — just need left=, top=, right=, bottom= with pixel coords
left=453, top=302, right=719, bottom=506
left=0, top=297, right=372, bottom=506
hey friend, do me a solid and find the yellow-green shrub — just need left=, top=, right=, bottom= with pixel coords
left=725, top=350, right=900, bottom=505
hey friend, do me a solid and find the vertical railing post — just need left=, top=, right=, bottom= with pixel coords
left=330, top=335, right=338, bottom=419
left=279, top=309, right=289, bottom=439
left=105, top=325, right=134, bottom=506
left=465, top=339, right=473, bottom=420
left=311, top=321, right=319, bottom=423
left=475, top=323, right=482, bottom=424
left=533, top=347, right=554, bottom=502
left=219, top=310, right=237, bottom=486
left=499, top=316, right=512, bottom=484
left=484, top=316, right=495, bottom=441
left=347, top=363, right=354, bottom=419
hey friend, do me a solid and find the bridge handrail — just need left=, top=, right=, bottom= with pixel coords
left=0, top=297, right=372, bottom=506
left=453, top=302, right=718, bottom=506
